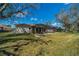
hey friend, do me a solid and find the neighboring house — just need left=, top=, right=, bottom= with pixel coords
left=46, top=26, right=56, bottom=33
left=0, top=25, right=12, bottom=32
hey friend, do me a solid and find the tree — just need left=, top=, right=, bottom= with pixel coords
left=56, top=4, right=79, bottom=32
left=0, top=3, right=38, bottom=19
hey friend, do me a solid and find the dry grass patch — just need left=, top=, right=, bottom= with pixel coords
left=0, top=32, right=79, bottom=56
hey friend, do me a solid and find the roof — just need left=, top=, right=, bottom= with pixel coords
left=16, top=24, right=47, bottom=28
left=0, top=25, right=8, bottom=28
left=0, top=24, right=11, bottom=31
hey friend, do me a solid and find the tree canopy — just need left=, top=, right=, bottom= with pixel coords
left=0, top=3, right=38, bottom=19
left=56, top=4, right=79, bottom=32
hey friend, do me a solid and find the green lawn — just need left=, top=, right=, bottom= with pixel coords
left=0, top=32, right=79, bottom=56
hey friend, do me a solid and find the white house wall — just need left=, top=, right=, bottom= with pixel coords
left=16, top=27, right=24, bottom=33
left=24, top=27, right=32, bottom=33
left=15, top=27, right=32, bottom=33
left=46, top=29, right=54, bottom=33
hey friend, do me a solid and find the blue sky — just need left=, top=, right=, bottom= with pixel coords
left=0, top=3, right=70, bottom=27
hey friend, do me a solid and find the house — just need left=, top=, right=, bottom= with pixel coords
left=0, top=25, right=12, bottom=32
left=14, top=24, right=47, bottom=34
left=14, top=24, right=57, bottom=34
left=46, top=27, right=56, bottom=33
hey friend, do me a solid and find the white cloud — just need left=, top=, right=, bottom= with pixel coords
left=52, top=23, right=57, bottom=26
left=34, top=18, right=38, bottom=21
left=31, top=17, right=38, bottom=21
left=31, top=18, right=34, bottom=20
left=52, top=22, right=63, bottom=27
left=64, top=3, right=70, bottom=5
left=16, top=13, right=25, bottom=18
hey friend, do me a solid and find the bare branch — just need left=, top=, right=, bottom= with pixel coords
left=0, top=3, right=8, bottom=13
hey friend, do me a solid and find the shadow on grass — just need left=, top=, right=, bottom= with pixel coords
left=0, top=48, right=18, bottom=56
left=4, top=33, right=32, bottom=37
left=0, top=33, right=35, bottom=44
left=0, top=38, right=49, bottom=56
left=0, top=33, right=51, bottom=56
left=0, top=32, right=48, bottom=45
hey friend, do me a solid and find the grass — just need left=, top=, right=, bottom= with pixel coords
left=0, top=32, right=79, bottom=56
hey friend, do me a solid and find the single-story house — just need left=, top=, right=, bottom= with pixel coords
left=14, top=24, right=56, bottom=34
left=0, top=25, right=12, bottom=32
left=14, top=24, right=47, bottom=34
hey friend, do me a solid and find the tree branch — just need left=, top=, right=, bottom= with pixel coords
left=0, top=3, right=8, bottom=13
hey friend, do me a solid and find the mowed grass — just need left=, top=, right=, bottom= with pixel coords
left=0, top=32, right=79, bottom=56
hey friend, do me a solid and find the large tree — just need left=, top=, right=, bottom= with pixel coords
left=56, top=4, right=79, bottom=32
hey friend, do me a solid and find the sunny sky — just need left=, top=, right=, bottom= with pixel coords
left=0, top=3, right=70, bottom=27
